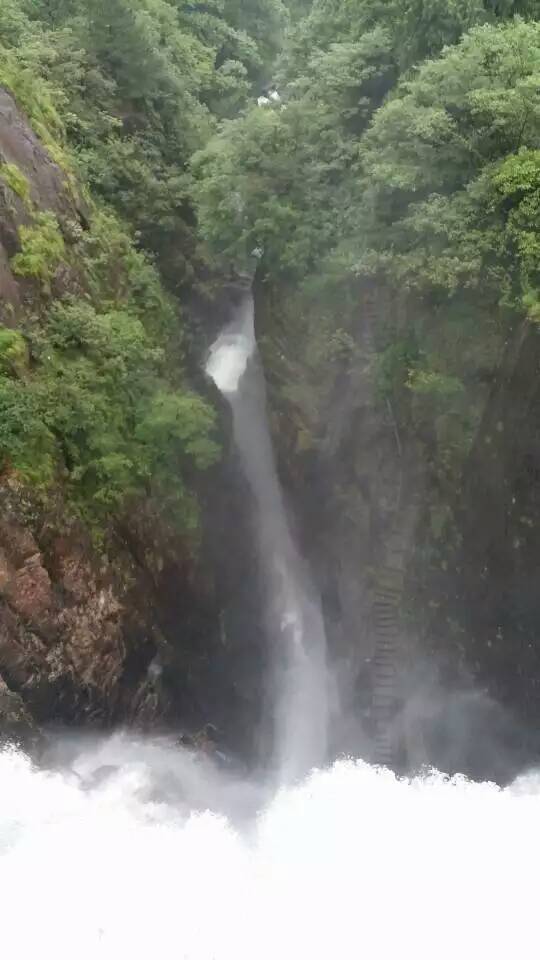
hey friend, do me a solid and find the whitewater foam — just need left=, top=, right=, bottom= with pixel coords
left=205, top=299, right=255, bottom=395
left=1, top=736, right=539, bottom=960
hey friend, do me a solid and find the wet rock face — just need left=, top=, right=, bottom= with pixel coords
left=0, top=480, right=207, bottom=731
left=0, top=87, right=76, bottom=219
left=9, top=553, right=54, bottom=624
left=0, top=85, right=88, bottom=324
left=0, top=91, right=263, bottom=751
left=254, top=278, right=420, bottom=716
left=0, top=482, right=142, bottom=725
left=454, top=322, right=540, bottom=730
left=0, top=674, right=38, bottom=748
left=0, top=471, right=264, bottom=754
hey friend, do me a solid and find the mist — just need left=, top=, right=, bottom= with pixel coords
left=206, top=288, right=329, bottom=781
left=2, top=280, right=539, bottom=957
left=3, top=735, right=540, bottom=960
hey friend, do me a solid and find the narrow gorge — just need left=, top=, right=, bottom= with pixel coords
left=2, top=2, right=540, bottom=957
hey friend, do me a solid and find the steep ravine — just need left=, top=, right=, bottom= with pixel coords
left=254, top=272, right=540, bottom=778
left=2, top=79, right=540, bottom=780
left=0, top=89, right=264, bottom=755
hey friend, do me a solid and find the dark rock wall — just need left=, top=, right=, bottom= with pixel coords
left=457, top=321, right=540, bottom=728
left=254, top=272, right=540, bottom=775
left=0, top=88, right=265, bottom=755
left=3, top=78, right=540, bottom=771
left=254, top=276, right=424, bottom=760
left=0, top=86, right=88, bottom=323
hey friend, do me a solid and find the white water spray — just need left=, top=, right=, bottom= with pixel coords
left=3, top=289, right=540, bottom=959
left=206, top=289, right=328, bottom=779
left=1, top=735, right=540, bottom=960
left=205, top=303, right=255, bottom=394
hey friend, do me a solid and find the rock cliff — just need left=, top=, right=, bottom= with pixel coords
left=0, top=87, right=262, bottom=755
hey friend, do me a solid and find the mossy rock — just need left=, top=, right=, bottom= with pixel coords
left=0, top=161, right=30, bottom=206
left=12, top=211, right=65, bottom=293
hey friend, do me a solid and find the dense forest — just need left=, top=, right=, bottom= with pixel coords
left=1, top=0, right=540, bottom=770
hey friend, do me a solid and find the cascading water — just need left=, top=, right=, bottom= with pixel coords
left=3, top=289, right=540, bottom=959
left=206, top=288, right=328, bottom=780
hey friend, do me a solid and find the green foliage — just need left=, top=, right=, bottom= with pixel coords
left=1, top=0, right=539, bottom=555
left=281, top=0, right=535, bottom=82
left=193, top=24, right=394, bottom=275
left=493, top=149, right=540, bottom=298
left=0, top=162, right=30, bottom=203
left=75, top=208, right=178, bottom=336
left=407, top=368, right=465, bottom=398
left=191, top=5, right=540, bottom=577
left=194, top=10, right=540, bottom=278
left=376, top=339, right=420, bottom=400
left=0, top=41, right=68, bottom=170
left=0, top=0, right=33, bottom=45
left=0, top=177, right=221, bottom=536
left=0, top=324, right=55, bottom=486
left=12, top=212, right=65, bottom=292
left=0, top=0, right=262, bottom=539
left=0, top=375, right=56, bottom=486
left=136, top=390, right=220, bottom=470
left=0, top=297, right=220, bottom=531
left=0, top=328, right=28, bottom=376
left=353, top=20, right=540, bottom=316
left=0, top=0, right=289, bottom=295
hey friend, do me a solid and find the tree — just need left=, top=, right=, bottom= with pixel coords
left=192, top=25, right=395, bottom=275
left=355, top=19, right=540, bottom=300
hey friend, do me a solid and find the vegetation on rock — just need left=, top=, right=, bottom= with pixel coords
left=0, top=0, right=288, bottom=542
left=0, top=161, right=30, bottom=202
left=2, top=0, right=540, bottom=728
left=191, top=1, right=540, bottom=712
left=0, top=1, right=537, bottom=550
left=194, top=5, right=540, bottom=512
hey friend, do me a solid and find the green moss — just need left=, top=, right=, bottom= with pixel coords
left=12, top=212, right=65, bottom=293
left=1, top=302, right=16, bottom=324
left=0, top=326, right=54, bottom=487
left=0, top=17, right=226, bottom=544
left=0, top=326, right=28, bottom=376
left=16, top=297, right=220, bottom=538
left=0, top=46, right=64, bottom=138
left=0, top=44, right=76, bottom=190
left=0, top=162, right=30, bottom=204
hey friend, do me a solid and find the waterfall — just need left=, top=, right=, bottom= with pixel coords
left=206, top=288, right=328, bottom=780
left=3, top=291, right=540, bottom=960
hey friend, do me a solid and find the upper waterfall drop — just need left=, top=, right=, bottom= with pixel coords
left=206, top=287, right=329, bottom=781
left=206, top=295, right=256, bottom=395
